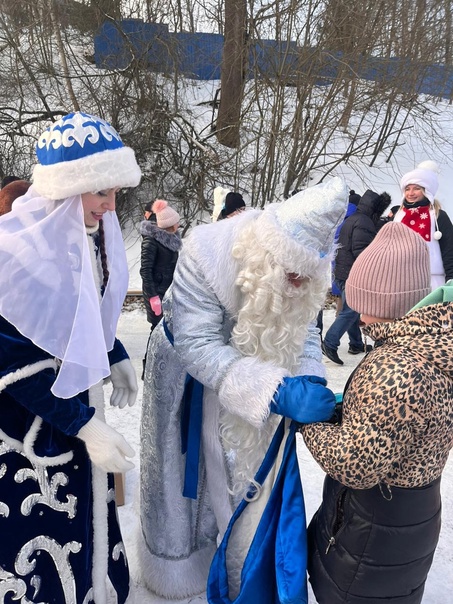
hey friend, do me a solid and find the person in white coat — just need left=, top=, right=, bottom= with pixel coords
left=138, top=177, right=349, bottom=599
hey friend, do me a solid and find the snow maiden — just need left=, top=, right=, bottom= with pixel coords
left=0, top=112, right=140, bottom=603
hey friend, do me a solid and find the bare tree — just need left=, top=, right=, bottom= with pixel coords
left=0, top=0, right=452, bottom=223
left=215, top=0, right=248, bottom=148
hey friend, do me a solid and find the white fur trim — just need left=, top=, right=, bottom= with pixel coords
left=0, top=428, right=25, bottom=452
left=91, top=463, right=109, bottom=604
left=88, top=382, right=109, bottom=604
left=32, top=147, right=141, bottom=200
left=0, top=359, right=74, bottom=466
left=135, top=528, right=215, bottom=599
left=182, top=210, right=260, bottom=315
left=0, top=359, right=57, bottom=394
left=23, top=416, right=74, bottom=467
left=218, top=356, right=289, bottom=428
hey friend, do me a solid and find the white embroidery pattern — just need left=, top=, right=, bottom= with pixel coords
left=37, top=113, right=121, bottom=152
left=16, top=464, right=77, bottom=519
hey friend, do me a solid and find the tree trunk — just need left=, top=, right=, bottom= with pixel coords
left=216, top=0, right=248, bottom=148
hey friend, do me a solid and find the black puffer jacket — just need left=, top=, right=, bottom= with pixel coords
left=307, top=475, right=441, bottom=604
left=334, top=190, right=391, bottom=281
left=140, top=221, right=182, bottom=325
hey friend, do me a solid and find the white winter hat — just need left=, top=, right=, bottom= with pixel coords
left=400, top=165, right=439, bottom=203
left=253, top=176, right=348, bottom=276
left=32, top=111, right=141, bottom=200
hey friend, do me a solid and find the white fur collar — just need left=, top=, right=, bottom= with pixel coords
left=140, top=220, right=182, bottom=251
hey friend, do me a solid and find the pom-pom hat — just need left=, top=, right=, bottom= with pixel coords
left=254, top=176, right=348, bottom=276
left=152, top=199, right=180, bottom=228
left=348, top=189, right=361, bottom=206
left=346, top=221, right=431, bottom=319
left=32, top=111, right=141, bottom=200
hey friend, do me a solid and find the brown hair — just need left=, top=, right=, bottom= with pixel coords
left=0, top=180, right=31, bottom=216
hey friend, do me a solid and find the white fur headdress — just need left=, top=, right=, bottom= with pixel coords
left=32, top=112, right=141, bottom=200
left=254, top=177, right=348, bottom=275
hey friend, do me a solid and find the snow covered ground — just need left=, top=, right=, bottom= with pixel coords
left=107, top=304, right=453, bottom=603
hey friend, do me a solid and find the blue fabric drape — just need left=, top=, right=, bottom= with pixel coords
left=207, top=420, right=308, bottom=604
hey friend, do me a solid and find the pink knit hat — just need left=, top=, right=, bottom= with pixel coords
left=152, top=199, right=180, bottom=228
left=346, top=222, right=431, bottom=319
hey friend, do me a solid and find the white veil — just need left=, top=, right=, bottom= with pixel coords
left=0, top=186, right=128, bottom=398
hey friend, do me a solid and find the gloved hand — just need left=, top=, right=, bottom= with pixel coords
left=77, top=416, right=135, bottom=473
left=270, top=375, right=336, bottom=423
left=110, top=358, right=138, bottom=409
left=150, top=296, right=162, bottom=316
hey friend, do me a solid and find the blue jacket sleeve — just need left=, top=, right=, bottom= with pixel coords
left=0, top=316, right=94, bottom=435
left=108, top=338, right=129, bottom=366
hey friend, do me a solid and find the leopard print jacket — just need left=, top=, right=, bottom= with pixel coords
left=302, top=301, right=453, bottom=489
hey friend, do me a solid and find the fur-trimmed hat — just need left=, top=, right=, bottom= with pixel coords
left=400, top=162, right=439, bottom=203
left=346, top=221, right=431, bottom=319
left=32, top=112, right=141, bottom=199
left=254, top=177, right=348, bottom=276
left=152, top=199, right=180, bottom=229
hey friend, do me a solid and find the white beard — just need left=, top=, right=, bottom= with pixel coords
left=220, top=223, right=329, bottom=499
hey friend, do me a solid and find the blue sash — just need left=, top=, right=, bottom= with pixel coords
left=163, top=320, right=203, bottom=500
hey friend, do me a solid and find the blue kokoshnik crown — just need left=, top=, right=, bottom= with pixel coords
left=32, top=111, right=141, bottom=200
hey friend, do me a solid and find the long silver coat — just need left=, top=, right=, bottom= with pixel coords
left=138, top=211, right=325, bottom=600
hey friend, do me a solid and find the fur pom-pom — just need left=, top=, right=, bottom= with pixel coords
left=152, top=199, right=168, bottom=213
left=417, top=160, right=440, bottom=174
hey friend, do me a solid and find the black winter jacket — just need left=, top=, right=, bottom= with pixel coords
left=307, top=475, right=441, bottom=604
left=140, top=221, right=182, bottom=325
left=334, top=190, right=391, bottom=282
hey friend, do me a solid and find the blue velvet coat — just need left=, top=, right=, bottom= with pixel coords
left=0, top=315, right=130, bottom=603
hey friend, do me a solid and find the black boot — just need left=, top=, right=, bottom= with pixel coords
left=321, top=341, right=344, bottom=365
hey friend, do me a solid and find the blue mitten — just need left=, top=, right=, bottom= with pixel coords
left=270, top=375, right=336, bottom=423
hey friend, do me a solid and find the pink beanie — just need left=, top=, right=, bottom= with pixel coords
left=400, top=166, right=438, bottom=203
left=152, top=199, right=180, bottom=229
left=346, top=222, right=431, bottom=319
